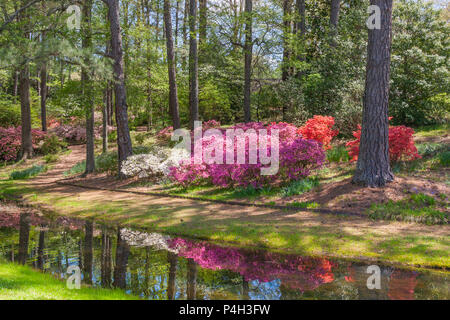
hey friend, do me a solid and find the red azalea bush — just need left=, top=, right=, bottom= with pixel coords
left=346, top=125, right=421, bottom=163
left=0, top=127, right=47, bottom=161
left=298, top=116, right=339, bottom=150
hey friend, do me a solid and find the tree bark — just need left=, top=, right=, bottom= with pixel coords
left=188, top=0, right=199, bottom=129
left=40, top=62, right=47, bottom=132
left=167, top=252, right=178, bottom=300
left=101, top=228, right=112, bottom=288
left=199, top=0, right=207, bottom=45
left=282, top=0, right=293, bottom=82
left=18, top=213, right=30, bottom=265
left=106, top=0, right=133, bottom=177
left=82, top=0, right=95, bottom=174
left=295, top=0, right=306, bottom=79
left=113, top=228, right=130, bottom=289
left=37, top=228, right=45, bottom=270
left=186, top=258, right=197, bottom=299
left=353, top=0, right=394, bottom=188
left=83, top=221, right=93, bottom=284
left=330, top=0, right=340, bottom=29
left=164, top=0, right=181, bottom=130
left=243, top=0, right=252, bottom=123
left=19, top=63, right=33, bottom=159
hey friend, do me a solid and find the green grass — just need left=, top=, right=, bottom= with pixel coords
left=439, top=151, right=450, bottom=167
left=43, top=154, right=59, bottom=164
left=9, top=165, right=48, bottom=180
left=0, top=262, right=138, bottom=300
left=290, top=201, right=320, bottom=209
left=368, top=193, right=448, bottom=225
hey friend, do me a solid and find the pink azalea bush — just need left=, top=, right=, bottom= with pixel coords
left=0, top=127, right=47, bottom=161
left=168, top=122, right=325, bottom=188
left=51, top=124, right=111, bottom=143
left=156, top=126, right=174, bottom=142
left=169, top=238, right=335, bottom=290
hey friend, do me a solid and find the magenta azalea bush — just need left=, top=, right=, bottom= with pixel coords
left=51, top=124, right=112, bottom=143
left=0, top=127, right=47, bottom=161
left=168, top=238, right=335, bottom=289
left=168, top=122, right=325, bottom=188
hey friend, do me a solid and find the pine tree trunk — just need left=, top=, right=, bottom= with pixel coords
left=83, top=221, right=94, bottom=284
left=113, top=228, right=130, bottom=289
left=186, top=258, right=197, bottom=299
left=199, top=0, right=207, bottom=45
left=243, top=0, right=252, bottom=123
left=353, top=0, right=394, bottom=187
left=107, top=0, right=133, bottom=177
left=295, top=0, right=306, bottom=79
left=19, top=64, right=33, bottom=160
left=330, top=0, right=340, bottom=29
left=40, top=62, right=47, bottom=132
left=164, top=0, right=181, bottom=130
left=188, top=0, right=199, bottom=129
left=167, top=252, right=178, bottom=300
left=18, top=213, right=30, bottom=265
left=82, top=0, right=95, bottom=174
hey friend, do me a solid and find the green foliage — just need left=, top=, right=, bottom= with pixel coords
left=280, top=177, right=320, bottom=197
left=9, top=165, right=47, bottom=180
left=39, top=135, right=67, bottom=155
left=438, top=151, right=450, bottom=167
left=43, top=154, right=59, bottom=164
left=326, top=146, right=350, bottom=163
left=289, top=201, right=320, bottom=209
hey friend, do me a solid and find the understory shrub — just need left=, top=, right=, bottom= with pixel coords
left=326, top=146, right=350, bottom=163
left=10, top=165, right=48, bottom=180
left=0, top=127, right=47, bottom=161
left=298, top=116, right=339, bottom=150
left=39, top=135, right=68, bottom=155
left=280, top=177, right=320, bottom=197
left=346, top=125, right=421, bottom=163
left=439, top=151, right=450, bottom=167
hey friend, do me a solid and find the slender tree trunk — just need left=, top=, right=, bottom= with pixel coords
left=40, top=62, right=47, bottom=132
left=199, top=0, right=207, bottom=45
left=175, top=0, right=180, bottom=63
left=243, top=0, right=252, bottom=123
left=182, top=0, right=189, bottom=71
left=101, top=228, right=112, bottom=288
left=282, top=0, right=293, bottom=82
left=164, top=0, right=181, bottom=130
left=37, top=228, right=45, bottom=270
left=186, top=258, right=197, bottom=299
left=353, top=0, right=394, bottom=188
left=145, top=0, right=153, bottom=131
left=295, top=0, right=306, bottom=79
left=330, top=0, right=340, bottom=29
left=82, top=0, right=95, bottom=174
left=18, top=213, right=30, bottom=265
left=102, top=87, right=109, bottom=153
left=19, top=64, right=33, bottom=159
left=12, top=69, right=19, bottom=101
left=113, top=228, right=130, bottom=289
left=167, top=252, right=178, bottom=300
left=83, top=221, right=93, bottom=284
left=106, top=0, right=133, bottom=177
left=188, top=0, right=199, bottom=129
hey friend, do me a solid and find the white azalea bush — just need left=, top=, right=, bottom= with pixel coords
left=120, top=146, right=190, bottom=179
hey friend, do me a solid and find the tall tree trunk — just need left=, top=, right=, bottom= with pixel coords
left=12, top=69, right=19, bottom=102
left=188, top=0, right=199, bottom=129
left=18, top=213, right=30, bottom=265
left=353, top=0, right=394, bottom=188
left=83, top=221, right=94, bottom=285
left=295, top=0, right=306, bottom=79
left=113, top=228, right=130, bottom=289
left=199, top=0, right=207, bottom=45
left=82, top=0, right=95, bottom=174
left=167, top=252, right=178, bottom=300
left=37, top=228, right=45, bottom=270
left=19, top=64, right=33, bottom=159
left=106, top=0, right=133, bottom=177
left=101, top=228, right=112, bottom=288
left=243, top=0, right=252, bottom=123
left=282, top=0, right=293, bottom=82
left=40, top=62, right=47, bottom=132
left=182, top=0, right=189, bottom=71
left=164, top=0, right=181, bottom=130
left=102, top=86, right=109, bottom=153
left=330, top=0, right=341, bottom=29
left=186, top=258, right=197, bottom=299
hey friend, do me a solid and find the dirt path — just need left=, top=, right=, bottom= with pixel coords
left=20, top=145, right=447, bottom=236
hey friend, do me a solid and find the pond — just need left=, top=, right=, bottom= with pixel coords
left=0, top=212, right=448, bottom=300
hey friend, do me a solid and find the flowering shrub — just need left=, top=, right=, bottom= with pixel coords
left=346, top=125, right=421, bottom=163
left=168, top=238, right=335, bottom=290
left=168, top=122, right=325, bottom=188
left=121, top=147, right=190, bottom=178
left=298, top=116, right=339, bottom=150
left=0, top=127, right=47, bottom=161
left=203, top=120, right=221, bottom=130
left=51, top=124, right=109, bottom=143
left=156, top=126, right=174, bottom=142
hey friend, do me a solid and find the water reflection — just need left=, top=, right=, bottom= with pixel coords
left=0, top=213, right=448, bottom=300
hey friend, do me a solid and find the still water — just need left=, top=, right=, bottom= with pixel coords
left=0, top=212, right=448, bottom=300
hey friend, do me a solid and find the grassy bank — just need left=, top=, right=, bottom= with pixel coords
left=0, top=262, right=137, bottom=300
left=1, top=178, right=448, bottom=269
